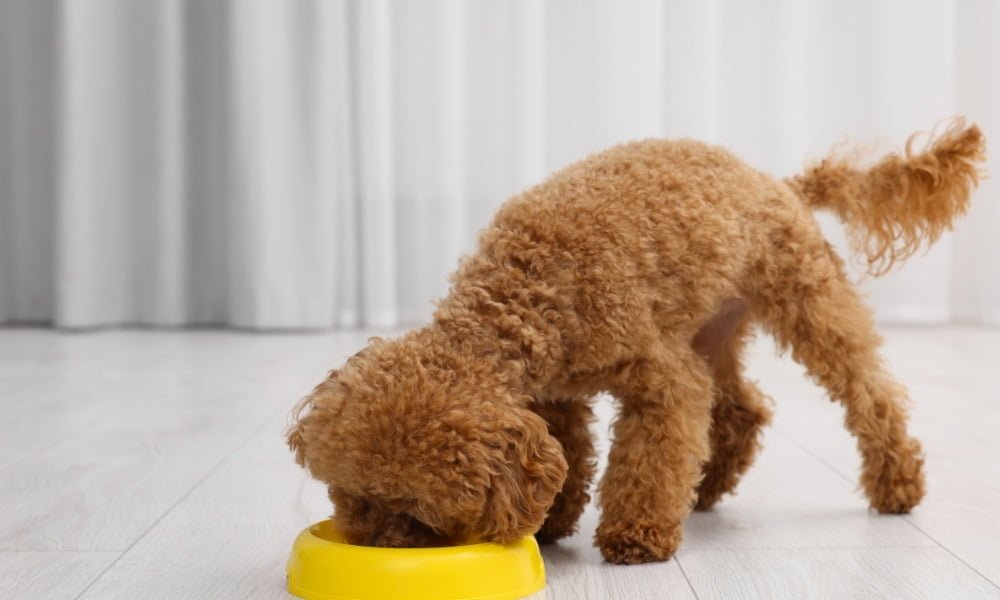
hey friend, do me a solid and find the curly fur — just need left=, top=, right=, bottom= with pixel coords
left=786, top=119, right=985, bottom=274
left=692, top=302, right=773, bottom=512
left=529, top=397, right=597, bottom=543
left=288, top=118, right=985, bottom=564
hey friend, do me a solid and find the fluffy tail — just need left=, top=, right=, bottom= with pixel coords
left=785, top=118, right=986, bottom=275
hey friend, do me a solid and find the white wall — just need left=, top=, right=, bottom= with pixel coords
left=0, top=0, right=997, bottom=328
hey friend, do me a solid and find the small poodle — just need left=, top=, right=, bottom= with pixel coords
left=288, top=118, right=985, bottom=564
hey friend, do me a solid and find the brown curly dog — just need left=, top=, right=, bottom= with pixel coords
left=288, top=118, right=985, bottom=564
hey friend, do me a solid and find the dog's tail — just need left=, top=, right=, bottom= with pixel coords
left=785, top=118, right=986, bottom=275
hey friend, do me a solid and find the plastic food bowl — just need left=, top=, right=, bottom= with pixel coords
left=286, top=520, right=546, bottom=600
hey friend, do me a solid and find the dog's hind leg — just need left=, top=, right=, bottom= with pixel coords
left=528, top=396, right=597, bottom=544
left=749, top=219, right=925, bottom=514
left=693, top=312, right=772, bottom=511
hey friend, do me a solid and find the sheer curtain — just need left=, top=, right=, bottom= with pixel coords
left=1, top=0, right=998, bottom=329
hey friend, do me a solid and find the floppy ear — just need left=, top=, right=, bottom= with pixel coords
left=286, top=397, right=312, bottom=467
left=474, top=406, right=568, bottom=543
left=287, top=369, right=341, bottom=468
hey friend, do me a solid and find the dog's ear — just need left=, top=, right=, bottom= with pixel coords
left=287, top=369, right=341, bottom=468
left=286, top=397, right=312, bottom=467
left=287, top=421, right=308, bottom=467
left=470, top=405, right=568, bottom=543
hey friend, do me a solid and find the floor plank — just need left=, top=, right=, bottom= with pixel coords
left=76, top=411, right=332, bottom=600
left=0, top=331, right=367, bottom=550
left=948, top=549, right=1000, bottom=593
left=0, top=551, right=119, bottom=600
left=1, top=327, right=998, bottom=598
left=678, top=547, right=1000, bottom=600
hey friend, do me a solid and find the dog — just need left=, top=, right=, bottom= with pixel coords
left=288, top=118, right=985, bottom=564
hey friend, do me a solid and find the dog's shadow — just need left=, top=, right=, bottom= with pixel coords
left=539, top=541, right=581, bottom=565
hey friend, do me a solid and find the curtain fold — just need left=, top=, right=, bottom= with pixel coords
left=0, top=0, right=998, bottom=329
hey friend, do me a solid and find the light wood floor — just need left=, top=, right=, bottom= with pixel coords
left=1, top=327, right=998, bottom=599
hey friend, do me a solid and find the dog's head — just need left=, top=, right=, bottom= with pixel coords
left=287, top=338, right=567, bottom=547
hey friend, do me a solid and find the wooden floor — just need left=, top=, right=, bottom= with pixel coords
left=1, top=327, right=998, bottom=599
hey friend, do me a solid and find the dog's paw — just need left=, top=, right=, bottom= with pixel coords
left=694, top=476, right=727, bottom=512
left=535, top=520, right=577, bottom=545
left=595, top=521, right=681, bottom=564
left=866, top=439, right=926, bottom=514
left=535, top=495, right=589, bottom=544
left=534, top=529, right=569, bottom=545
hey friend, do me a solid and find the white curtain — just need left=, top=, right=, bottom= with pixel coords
left=1, top=0, right=998, bottom=329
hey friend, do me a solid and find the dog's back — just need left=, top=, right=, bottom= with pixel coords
left=453, top=137, right=799, bottom=375
left=447, top=121, right=984, bottom=382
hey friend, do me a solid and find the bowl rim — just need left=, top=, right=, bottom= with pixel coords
left=302, top=520, right=528, bottom=554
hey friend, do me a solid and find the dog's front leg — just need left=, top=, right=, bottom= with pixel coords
left=595, top=346, right=713, bottom=564
left=529, top=396, right=597, bottom=544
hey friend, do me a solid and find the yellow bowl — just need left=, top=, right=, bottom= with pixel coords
left=286, top=520, right=546, bottom=600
